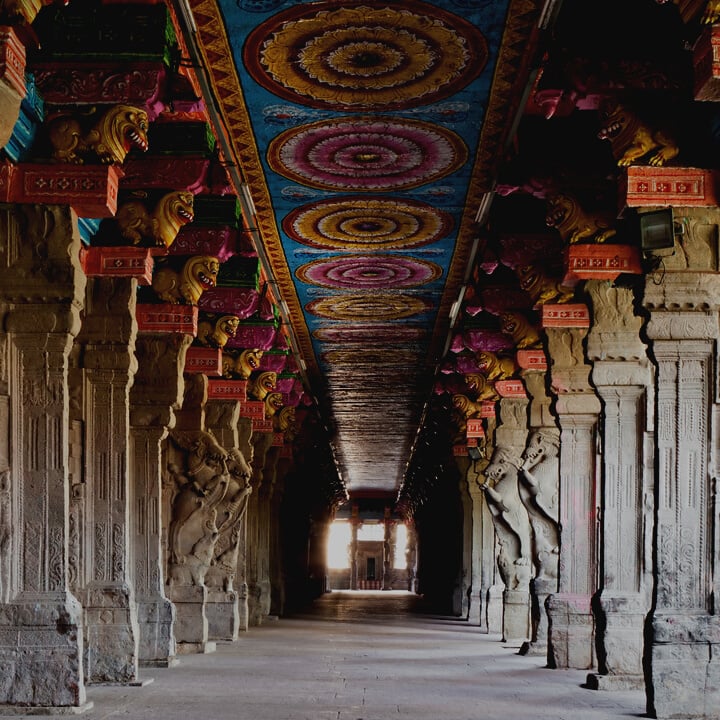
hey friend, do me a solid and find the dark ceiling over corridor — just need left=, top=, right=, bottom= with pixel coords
left=181, top=0, right=713, bottom=508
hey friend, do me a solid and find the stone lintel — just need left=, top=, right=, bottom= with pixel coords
left=239, top=400, right=265, bottom=420
left=207, top=379, right=247, bottom=400
left=563, top=244, right=642, bottom=284
left=120, top=155, right=211, bottom=193
left=541, top=303, right=590, bottom=328
left=0, top=162, right=121, bottom=217
left=253, top=419, right=273, bottom=433
left=622, top=165, right=720, bottom=207
left=31, top=61, right=165, bottom=112
left=184, top=346, right=222, bottom=375
left=516, top=349, right=547, bottom=371
left=136, top=303, right=197, bottom=335
left=170, top=226, right=245, bottom=262
left=81, top=247, right=153, bottom=286
left=591, top=360, right=652, bottom=389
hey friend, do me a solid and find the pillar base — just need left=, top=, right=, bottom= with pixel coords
left=83, top=582, right=139, bottom=685
left=166, top=585, right=209, bottom=650
left=467, top=591, right=483, bottom=626
left=546, top=593, right=595, bottom=670
left=502, top=588, right=531, bottom=644
left=585, top=672, right=645, bottom=691
left=486, top=584, right=504, bottom=634
left=136, top=593, right=176, bottom=668
left=175, top=640, right=216, bottom=656
left=0, top=702, right=94, bottom=715
left=206, top=589, right=239, bottom=642
left=0, top=593, right=87, bottom=708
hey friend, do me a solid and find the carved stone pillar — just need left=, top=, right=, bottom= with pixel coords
left=350, top=519, right=359, bottom=590
left=455, top=454, right=472, bottom=616
left=234, top=415, right=253, bottom=631
left=405, top=521, right=418, bottom=593
left=641, top=208, right=720, bottom=719
left=517, top=356, right=560, bottom=658
left=584, top=280, right=654, bottom=691
left=0, top=204, right=89, bottom=708
left=78, top=277, right=140, bottom=684
left=543, top=305, right=601, bottom=670
left=247, top=429, right=274, bottom=625
left=130, top=333, right=191, bottom=667
left=204, top=399, right=248, bottom=641
left=382, top=517, right=393, bottom=591
left=480, top=395, right=532, bottom=643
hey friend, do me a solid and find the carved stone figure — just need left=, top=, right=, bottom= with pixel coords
left=515, top=265, right=575, bottom=306
left=264, top=391, right=284, bottom=418
left=475, top=351, right=519, bottom=382
left=519, top=428, right=560, bottom=582
left=151, top=255, right=219, bottom=305
left=545, top=192, right=617, bottom=244
left=116, top=190, right=195, bottom=249
left=479, top=446, right=533, bottom=591
left=273, top=405, right=297, bottom=441
left=205, top=448, right=253, bottom=593
left=463, top=374, right=499, bottom=402
left=247, top=371, right=277, bottom=401
left=500, top=311, right=543, bottom=350
left=221, top=348, right=264, bottom=380
left=47, top=104, right=149, bottom=165
left=196, top=314, right=240, bottom=350
left=597, top=99, right=679, bottom=167
left=165, top=430, right=230, bottom=587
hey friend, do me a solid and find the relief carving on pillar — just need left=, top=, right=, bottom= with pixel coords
left=0, top=469, right=11, bottom=603
left=480, top=445, right=533, bottom=590
left=164, top=430, right=230, bottom=587
left=205, top=448, right=253, bottom=593
left=519, top=428, right=560, bottom=583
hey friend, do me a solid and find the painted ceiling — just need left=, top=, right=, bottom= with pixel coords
left=189, top=0, right=544, bottom=496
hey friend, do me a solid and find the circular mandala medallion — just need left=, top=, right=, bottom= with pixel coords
left=296, top=255, right=442, bottom=290
left=307, top=294, right=432, bottom=320
left=314, top=325, right=428, bottom=343
left=244, top=1, right=488, bottom=110
left=268, top=117, right=467, bottom=191
left=283, top=197, right=453, bottom=250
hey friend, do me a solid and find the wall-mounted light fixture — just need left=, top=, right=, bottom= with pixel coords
left=639, top=208, right=676, bottom=252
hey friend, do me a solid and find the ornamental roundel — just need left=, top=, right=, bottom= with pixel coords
left=243, top=1, right=488, bottom=111
left=313, top=325, right=428, bottom=343
left=267, top=117, right=467, bottom=192
left=321, top=348, right=420, bottom=365
left=307, top=294, right=433, bottom=320
left=296, top=255, right=442, bottom=290
left=282, top=197, right=453, bottom=251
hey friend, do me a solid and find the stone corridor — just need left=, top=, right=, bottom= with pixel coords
left=4, top=591, right=645, bottom=720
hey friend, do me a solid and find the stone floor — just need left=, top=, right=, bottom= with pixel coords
left=2, top=590, right=648, bottom=719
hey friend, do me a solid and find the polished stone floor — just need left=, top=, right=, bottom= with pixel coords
left=3, top=590, right=648, bottom=719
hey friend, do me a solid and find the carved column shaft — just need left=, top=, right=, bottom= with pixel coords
left=544, top=322, right=601, bottom=670
left=350, top=520, right=359, bottom=590
left=130, top=333, right=191, bottom=666
left=79, top=277, right=140, bottom=684
left=0, top=204, right=88, bottom=708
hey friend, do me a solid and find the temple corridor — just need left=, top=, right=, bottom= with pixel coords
left=34, top=591, right=645, bottom=720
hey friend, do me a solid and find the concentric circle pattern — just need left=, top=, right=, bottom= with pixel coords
left=268, top=117, right=467, bottom=191
left=283, top=197, right=453, bottom=250
left=307, top=294, right=433, bottom=320
left=244, top=1, right=488, bottom=110
left=296, top=255, right=442, bottom=290
left=314, top=325, right=428, bottom=343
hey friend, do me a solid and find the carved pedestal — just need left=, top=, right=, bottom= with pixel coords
left=165, top=585, right=215, bottom=655
left=543, top=304, right=600, bottom=670
left=642, top=209, right=720, bottom=719
left=585, top=281, right=653, bottom=691
left=0, top=205, right=90, bottom=709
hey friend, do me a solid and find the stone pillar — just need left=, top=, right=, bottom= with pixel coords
left=517, top=354, right=560, bottom=658
left=641, top=208, right=720, bottom=719
left=0, top=205, right=89, bottom=708
left=480, top=394, right=532, bottom=644
left=79, top=277, right=140, bottom=683
left=381, top=517, right=392, bottom=590
left=405, top=521, right=418, bottom=593
left=543, top=304, right=601, bottom=670
left=456, top=454, right=473, bottom=616
left=247, top=429, right=274, bottom=625
left=130, top=333, right=191, bottom=667
left=584, top=280, right=654, bottom=691
left=350, top=519, right=359, bottom=590
left=204, top=399, right=250, bottom=641
left=235, top=416, right=254, bottom=631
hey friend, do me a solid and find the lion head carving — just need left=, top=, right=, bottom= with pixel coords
left=197, top=314, right=240, bottom=349
left=151, top=255, right=219, bottom=305
left=545, top=192, right=616, bottom=245
left=515, top=265, right=575, bottom=306
left=475, top=351, right=518, bottom=382
left=500, top=311, right=542, bottom=350
left=248, top=371, right=277, bottom=401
